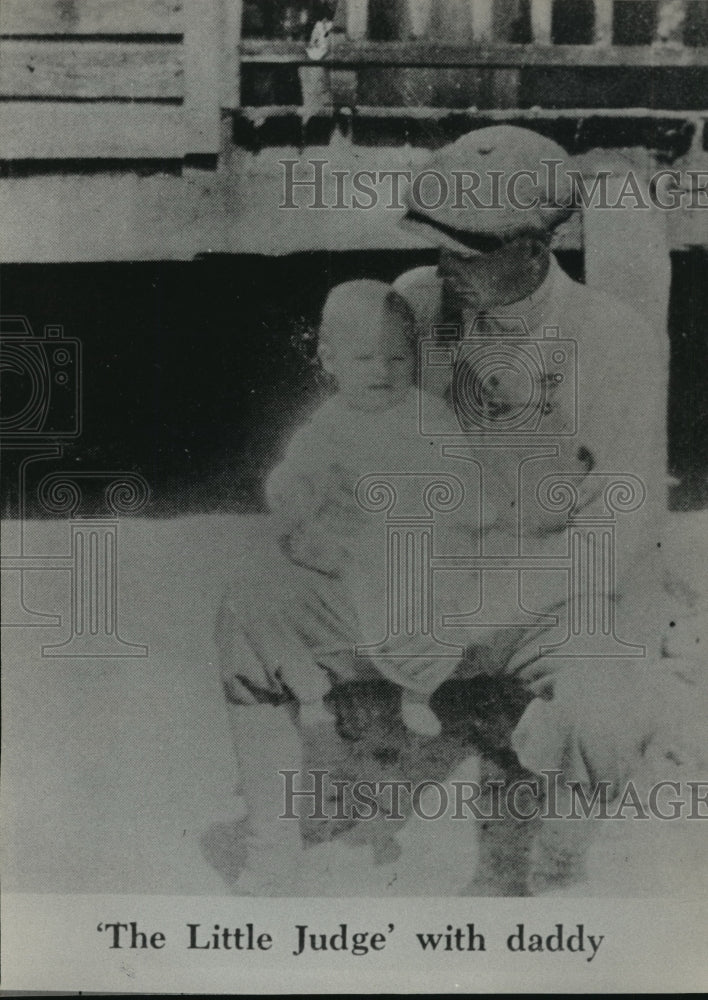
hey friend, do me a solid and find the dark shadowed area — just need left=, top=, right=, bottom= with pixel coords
left=2, top=250, right=706, bottom=518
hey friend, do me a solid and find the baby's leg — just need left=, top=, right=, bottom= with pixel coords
left=216, top=527, right=363, bottom=702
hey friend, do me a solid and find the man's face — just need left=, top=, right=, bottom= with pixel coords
left=325, top=317, right=415, bottom=412
left=437, top=236, right=545, bottom=313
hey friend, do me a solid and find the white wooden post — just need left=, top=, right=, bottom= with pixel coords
left=184, top=0, right=221, bottom=153
left=655, top=0, right=687, bottom=46
left=470, top=0, right=495, bottom=41
left=345, top=0, right=369, bottom=39
left=593, top=0, right=614, bottom=45
left=406, top=0, right=433, bottom=38
left=327, top=1, right=364, bottom=114
left=530, top=0, right=553, bottom=44
left=221, top=0, right=243, bottom=110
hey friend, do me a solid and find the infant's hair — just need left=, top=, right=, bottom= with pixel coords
left=319, top=278, right=415, bottom=348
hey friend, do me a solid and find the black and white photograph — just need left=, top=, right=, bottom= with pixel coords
left=1, top=0, right=707, bottom=993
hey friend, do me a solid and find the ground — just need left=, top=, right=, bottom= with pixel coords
left=2, top=513, right=706, bottom=897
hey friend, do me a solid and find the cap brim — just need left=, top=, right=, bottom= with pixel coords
left=399, top=206, right=574, bottom=254
left=398, top=212, right=484, bottom=255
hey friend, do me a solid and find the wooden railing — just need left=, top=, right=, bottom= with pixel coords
left=240, top=0, right=708, bottom=55
left=238, top=0, right=708, bottom=113
left=241, top=36, right=708, bottom=67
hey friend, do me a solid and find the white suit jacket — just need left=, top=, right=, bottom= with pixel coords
left=394, top=256, right=669, bottom=656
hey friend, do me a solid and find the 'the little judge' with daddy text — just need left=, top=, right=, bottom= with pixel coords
left=96, top=920, right=605, bottom=963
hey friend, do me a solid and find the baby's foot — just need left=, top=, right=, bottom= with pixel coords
left=401, top=697, right=442, bottom=737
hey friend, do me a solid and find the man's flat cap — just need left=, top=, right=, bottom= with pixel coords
left=401, top=125, right=576, bottom=251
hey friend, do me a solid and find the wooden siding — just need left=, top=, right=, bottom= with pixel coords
left=0, top=103, right=186, bottom=158
left=0, top=41, right=183, bottom=99
left=0, top=0, right=218, bottom=159
left=0, top=0, right=184, bottom=36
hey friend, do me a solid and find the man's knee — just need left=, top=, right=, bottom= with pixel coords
left=512, top=659, right=664, bottom=787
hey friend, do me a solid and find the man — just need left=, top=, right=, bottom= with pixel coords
left=216, top=125, right=681, bottom=896
left=393, top=124, right=675, bottom=891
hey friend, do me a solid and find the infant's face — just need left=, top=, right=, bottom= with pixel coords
left=327, top=319, right=415, bottom=412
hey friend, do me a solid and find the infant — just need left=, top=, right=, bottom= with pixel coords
left=267, top=279, right=478, bottom=736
